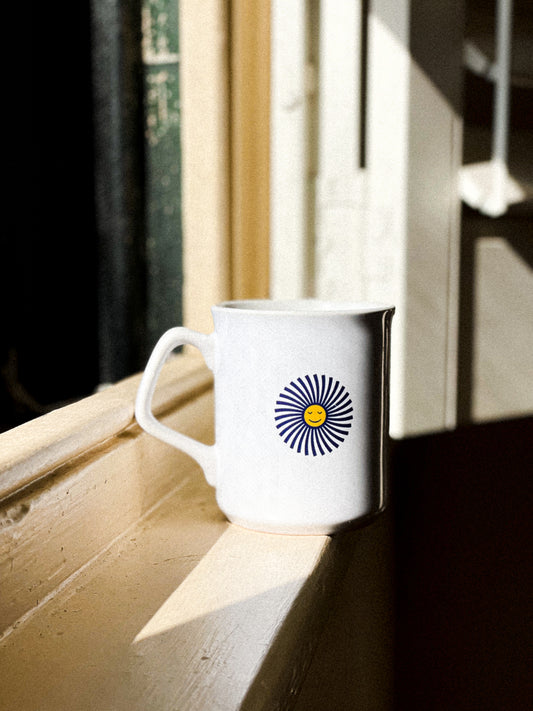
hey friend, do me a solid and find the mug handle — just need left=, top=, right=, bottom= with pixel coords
left=135, top=327, right=217, bottom=486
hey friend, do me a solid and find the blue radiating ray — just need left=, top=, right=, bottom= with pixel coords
left=280, top=387, right=308, bottom=408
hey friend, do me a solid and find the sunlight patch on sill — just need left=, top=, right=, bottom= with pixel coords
left=134, top=526, right=327, bottom=643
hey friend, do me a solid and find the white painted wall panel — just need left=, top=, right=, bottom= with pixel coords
left=270, top=0, right=311, bottom=298
left=315, top=0, right=366, bottom=301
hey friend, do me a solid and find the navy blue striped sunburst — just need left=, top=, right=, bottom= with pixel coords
left=275, top=375, right=354, bottom=456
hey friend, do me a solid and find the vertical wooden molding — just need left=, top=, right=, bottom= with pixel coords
left=230, top=0, right=271, bottom=299
left=91, top=0, right=147, bottom=381
left=180, top=0, right=232, bottom=334
left=142, top=0, right=183, bottom=349
left=270, top=0, right=316, bottom=300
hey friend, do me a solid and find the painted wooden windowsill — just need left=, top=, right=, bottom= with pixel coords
left=0, top=353, right=364, bottom=711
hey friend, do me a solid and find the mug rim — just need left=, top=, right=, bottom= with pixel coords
left=213, top=299, right=395, bottom=316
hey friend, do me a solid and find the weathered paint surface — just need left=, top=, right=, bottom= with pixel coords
left=142, top=0, right=183, bottom=347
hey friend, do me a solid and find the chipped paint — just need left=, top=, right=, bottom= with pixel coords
left=142, top=1, right=180, bottom=147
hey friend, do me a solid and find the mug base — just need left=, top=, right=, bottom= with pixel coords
left=226, top=507, right=386, bottom=536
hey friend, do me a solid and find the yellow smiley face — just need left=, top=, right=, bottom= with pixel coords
left=304, top=405, right=327, bottom=428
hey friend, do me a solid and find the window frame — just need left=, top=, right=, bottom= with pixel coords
left=180, top=0, right=271, bottom=337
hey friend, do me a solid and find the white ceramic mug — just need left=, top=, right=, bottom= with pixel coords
left=135, top=300, right=394, bottom=535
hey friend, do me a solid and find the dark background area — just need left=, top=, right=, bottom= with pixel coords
left=392, top=416, right=533, bottom=710
left=2, top=2, right=99, bottom=432
left=3, top=0, right=179, bottom=433
left=3, top=0, right=182, bottom=434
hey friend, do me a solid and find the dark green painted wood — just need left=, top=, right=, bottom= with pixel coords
left=142, top=0, right=183, bottom=350
left=91, top=0, right=183, bottom=382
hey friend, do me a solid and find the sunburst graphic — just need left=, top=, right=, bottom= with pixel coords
left=275, top=375, right=354, bottom=456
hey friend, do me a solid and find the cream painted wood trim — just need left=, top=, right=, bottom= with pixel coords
left=0, top=387, right=215, bottom=634
left=0, top=353, right=212, bottom=501
left=0, top=355, right=213, bottom=633
left=180, top=0, right=271, bottom=323
left=180, top=0, right=232, bottom=333
left=230, top=0, right=271, bottom=299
